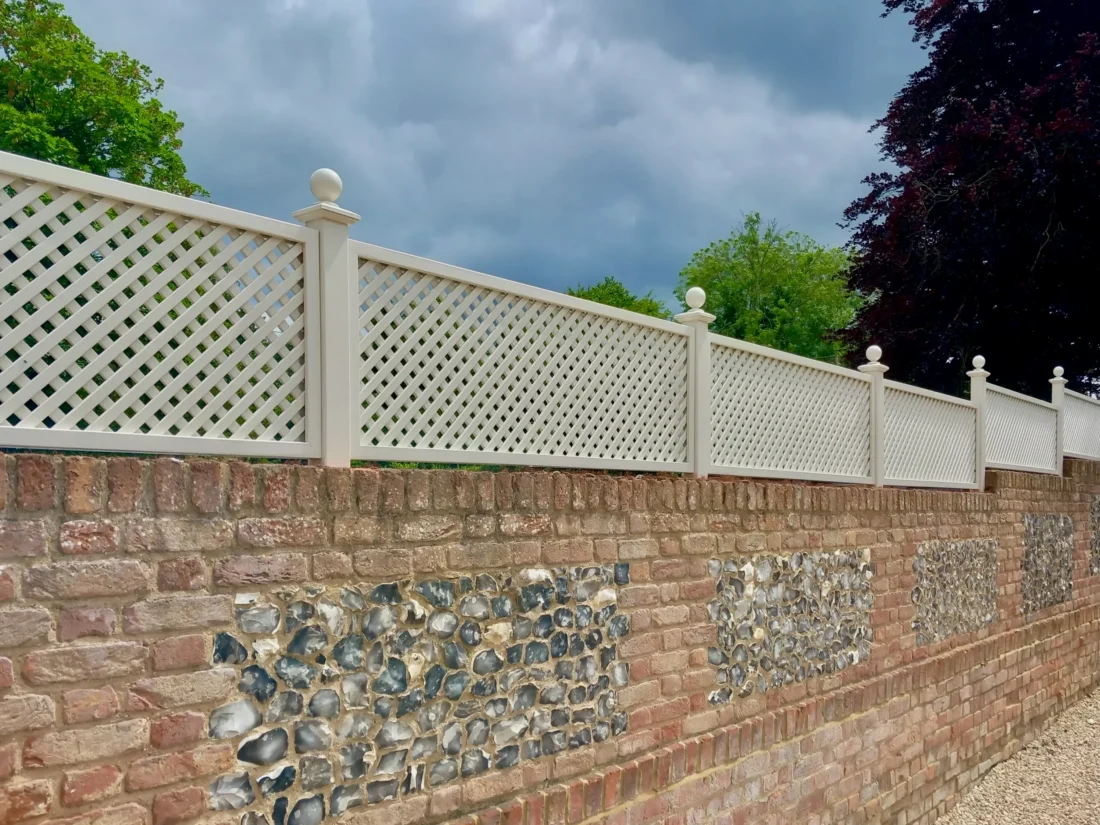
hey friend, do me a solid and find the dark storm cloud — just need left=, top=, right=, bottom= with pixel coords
left=66, top=0, right=923, bottom=304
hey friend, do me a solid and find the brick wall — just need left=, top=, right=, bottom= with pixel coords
left=0, top=453, right=1097, bottom=825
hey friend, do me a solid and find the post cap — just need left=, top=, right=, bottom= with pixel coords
left=685, top=287, right=706, bottom=310
left=310, top=168, right=343, bottom=203
left=972, top=355, right=986, bottom=370
left=865, top=345, right=882, bottom=363
left=1053, top=366, right=1064, bottom=378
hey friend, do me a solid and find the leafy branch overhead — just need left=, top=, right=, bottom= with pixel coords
left=845, top=0, right=1100, bottom=395
left=0, top=0, right=205, bottom=196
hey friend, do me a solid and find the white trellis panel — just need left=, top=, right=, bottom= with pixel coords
left=1064, top=390, right=1100, bottom=460
left=352, top=241, right=691, bottom=471
left=985, top=384, right=1059, bottom=473
left=709, top=335, right=872, bottom=483
left=883, top=381, right=978, bottom=488
left=0, top=151, right=320, bottom=458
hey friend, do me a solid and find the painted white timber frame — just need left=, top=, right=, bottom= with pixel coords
left=349, top=239, right=693, bottom=474
left=0, top=150, right=321, bottom=458
left=0, top=156, right=1079, bottom=487
left=1063, top=387, right=1100, bottom=460
left=983, top=381, right=1061, bottom=474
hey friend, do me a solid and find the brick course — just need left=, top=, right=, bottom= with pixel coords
left=0, top=452, right=1097, bottom=825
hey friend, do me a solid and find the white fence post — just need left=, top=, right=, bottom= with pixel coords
left=1051, top=365, right=1067, bottom=472
left=858, top=345, right=887, bottom=486
left=967, top=355, right=990, bottom=487
left=675, top=287, right=715, bottom=479
left=293, top=169, right=361, bottom=468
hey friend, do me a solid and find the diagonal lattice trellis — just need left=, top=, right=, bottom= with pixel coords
left=356, top=257, right=690, bottom=466
left=709, top=340, right=871, bottom=480
left=1064, top=392, right=1100, bottom=460
left=883, top=385, right=976, bottom=485
left=985, top=386, right=1059, bottom=472
left=0, top=171, right=313, bottom=448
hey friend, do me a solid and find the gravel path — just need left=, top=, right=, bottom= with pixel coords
left=938, top=691, right=1100, bottom=824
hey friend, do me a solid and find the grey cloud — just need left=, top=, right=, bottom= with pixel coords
left=67, top=0, right=922, bottom=302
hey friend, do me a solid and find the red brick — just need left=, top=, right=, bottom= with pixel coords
left=188, top=460, right=224, bottom=514
left=0, top=657, right=12, bottom=688
left=0, top=565, right=15, bottom=601
left=23, top=559, right=150, bottom=600
left=157, top=557, right=207, bottom=591
left=59, top=519, right=119, bottom=554
left=62, top=688, right=120, bottom=725
left=380, top=470, right=405, bottom=512
left=213, top=552, right=309, bottom=585
left=107, top=458, right=144, bottom=513
left=543, top=538, right=594, bottom=564
left=151, top=635, right=207, bottom=671
left=65, top=457, right=107, bottom=514
left=154, top=458, right=186, bottom=513
left=227, top=462, right=256, bottom=512
left=62, top=765, right=123, bottom=806
left=333, top=515, right=381, bottom=545
left=16, top=455, right=56, bottom=511
left=126, top=670, right=236, bottom=710
left=262, top=466, right=291, bottom=512
left=0, top=779, right=51, bottom=821
left=122, top=595, right=232, bottom=633
left=0, top=742, right=16, bottom=780
left=325, top=468, right=353, bottom=511
left=353, top=547, right=413, bottom=577
left=125, top=518, right=233, bottom=553
left=237, top=516, right=325, bottom=547
left=23, top=641, right=148, bottom=685
left=500, top=514, right=552, bottom=536
left=0, top=520, right=48, bottom=558
left=150, top=711, right=205, bottom=749
left=153, top=786, right=206, bottom=825
left=126, top=743, right=234, bottom=791
left=0, top=694, right=54, bottom=737
left=312, top=551, right=353, bottom=579
left=0, top=606, right=51, bottom=647
left=397, top=514, right=462, bottom=541
left=58, top=606, right=117, bottom=641
left=46, top=802, right=148, bottom=825
left=24, top=719, right=148, bottom=767
left=354, top=467, right=380, bottom=512
left=295, top=467, right=322, bottom=510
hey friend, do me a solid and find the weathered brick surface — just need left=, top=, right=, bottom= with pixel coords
left=23, top=719, right=148, bottom=767
left=23, top=559, right=150, bottom=600
left=0, top=456, right=1097, bottom=825
left=62, top=764, right=123, bottom=806
left=64, top=457, right=107, bottom=514
left=23, top=641, right=147, bottom=685
left=0, top=520, right=48, bottom=559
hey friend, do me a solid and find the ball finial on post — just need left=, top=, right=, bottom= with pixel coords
left=310, top=168, right=343, bottom=204
left=1053, top=366, right=1064, bottom=378
left=685, top=287, right=706, bottom=310
left=972, top=355, right=986, bottom=370
left=865, top=345, right=882, bottom=364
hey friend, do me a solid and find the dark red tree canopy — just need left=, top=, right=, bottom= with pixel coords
left=846, top=0, right=1100, bottom=396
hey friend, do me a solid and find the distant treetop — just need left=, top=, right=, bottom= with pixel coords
left=0, top=0, right=206, bottom=196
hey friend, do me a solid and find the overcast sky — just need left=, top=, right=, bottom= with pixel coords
left=68, top=0, right=924, bottom=306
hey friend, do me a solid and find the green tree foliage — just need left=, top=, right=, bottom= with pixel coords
left=0, top=0, right=205, bottom=196
left=567, top=276, right=672, bottom=320
left=676, top=213, right=862, bottom=363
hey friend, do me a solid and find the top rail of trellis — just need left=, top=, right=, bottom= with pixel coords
left=0, top=154, right=1083, bottom=487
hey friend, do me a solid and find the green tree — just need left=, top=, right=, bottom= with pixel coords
left=676, top=213, right=861, bottom=363
left=567, top=276, right=672, bottom=320
left=0, top=0, right=205, bottom=196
